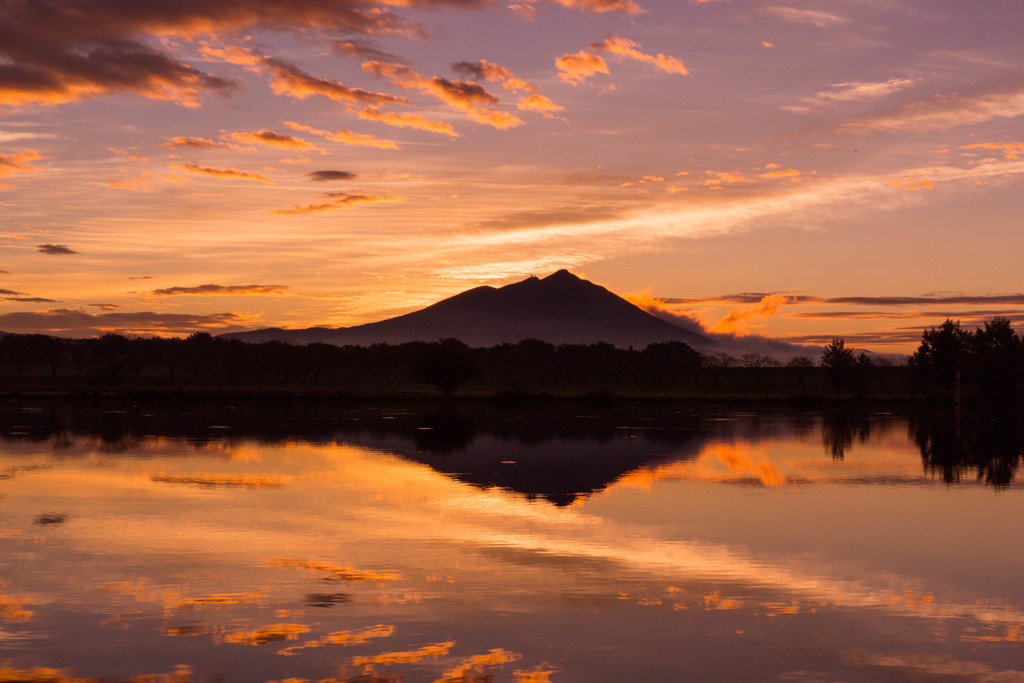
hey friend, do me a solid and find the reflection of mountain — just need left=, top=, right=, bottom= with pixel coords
left=221, top=270, right=711, bottom=348
left=365, top=433, right=704, bottom=506
left=3, top=401, right=1020, bottom=497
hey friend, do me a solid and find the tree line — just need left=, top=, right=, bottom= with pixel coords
left=0, top=315, right=1021, bottom=396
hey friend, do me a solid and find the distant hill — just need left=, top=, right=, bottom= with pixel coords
left=221, top=270, right=712, bottom=349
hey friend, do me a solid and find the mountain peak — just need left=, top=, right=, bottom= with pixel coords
left=222, top=270, right=712, bottom=348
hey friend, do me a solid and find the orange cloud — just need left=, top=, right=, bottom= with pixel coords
left=364, top=61, right=522, bottom=130
left=151, top=284, right=288, bottom=296
left=713, top=294, right=786, bottom=334
left=0, top=150, right=44, bottom=176
left=172, top=162, right=272, bottom=183
left=961, top=141, right=1024, bottom=160
left=703, top=170, right=751, bottom=186
left=225, top=129, right=318, bottom=150
left=546, top=0, right=644, bottom=13
left=589, top=35, right=688, bottom=75
left=359, top=107, right=460, bottom=138
left=161, top=136, right=233, bottom=149
left=264, top=57, right=407, bottom=106
left=887, top=176, right=934, bottom=191
left=272, top=191, right=402, bottom=215
left=555, top=51, right=610, bottom=84
left=761, top=168, right=801, bottom=179
left=284, top=121, right=400, bottom=149
left=452, top=59, right=565, bottom=117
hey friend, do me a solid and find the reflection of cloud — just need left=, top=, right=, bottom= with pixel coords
left=223, top=622, right=310, bottom=645
left=172, top=162, right=272, bottom=183
left=175, top=592, right=266, bottom=610
left=150, top=474, right=287, bottom=488
left=266, top=557, right=401, bottom=582
left=352, top=641, right=454, bottom=666
left=0, top=594, right=34, bottom=622
left=441, top=649, right=522, bottom=679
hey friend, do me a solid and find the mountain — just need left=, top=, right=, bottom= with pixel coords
left=221, top=270, right=712, bottom=349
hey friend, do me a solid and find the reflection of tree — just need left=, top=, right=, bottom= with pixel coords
left=912, top=408, right=1023, bottom=487
left=821, top=409, right=872, bottom=461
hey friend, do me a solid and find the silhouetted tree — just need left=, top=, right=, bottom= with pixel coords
left=741, top=353, right=780, bottom=386
left=785, top=355, right=816, bottom=385
left=702, top=353, right=736, bottom=386
left=910, top=319, right=968, bottom=391
left=413, top=339, right=480, bottom=396
left=820, top=338, right=855, bottom=391
left=969, top=316, right=1023, bottom=395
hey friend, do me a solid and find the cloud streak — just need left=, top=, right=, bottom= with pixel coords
left=272, top=191, right=402, bottom=215
left=0, top=150, right=44, bottom=176
left=364, top=61, right=522, bottom=130
left=172, top=162, right=273, bottom=183
left=284, top=121, right=400, bottom=149
left=151, top=284, right=289, bottom=297
left=0, top=309, right=253, bottom=336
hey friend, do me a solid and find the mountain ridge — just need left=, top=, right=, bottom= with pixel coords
left=221, top=270, right=712, bottom=349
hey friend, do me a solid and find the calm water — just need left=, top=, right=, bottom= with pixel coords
left=1, top=402, right=1022, bottom=682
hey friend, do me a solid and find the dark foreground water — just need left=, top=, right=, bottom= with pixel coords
left=0, top=401, right=1022, bottom=682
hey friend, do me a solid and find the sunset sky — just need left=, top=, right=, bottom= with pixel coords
left=2, top=0, right=1023, bottom=351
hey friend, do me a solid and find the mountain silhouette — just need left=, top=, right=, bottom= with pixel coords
left=222, top=270, right=712, bottom=348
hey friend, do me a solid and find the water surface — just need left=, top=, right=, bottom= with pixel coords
left=1, top=402, right=1022, bottom=681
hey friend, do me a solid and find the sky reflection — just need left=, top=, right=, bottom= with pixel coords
left=0, top=404, right=1022, bottom=681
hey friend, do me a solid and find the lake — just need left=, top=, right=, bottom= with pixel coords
left=1, top=401, right=1022, bottom=682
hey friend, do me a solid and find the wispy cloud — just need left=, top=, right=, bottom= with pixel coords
left=225, top=129, right=319, bottom=151
left=272, top=191, right=402, bottom=215
left=838, top=82, right=1024, bottom=134
left=0, top=150, right=44, bottom=176
left=37, top=243, right=77, bottom=255
left=784, top=78, right=917, bottom=112
left=762, top=6, right=849, bottom=28
left=151, top=284, right=289, bottom=296
left=161, top=136, right=234, bottom=150
left=364, top=61, right=522, bottom=130
left=589, top=35, right=688, bottom=75
left=283, top=121, right=400, bottom=149
left=172, top=162, right=273, bottom=183
left=0, top=309, right=253, bottom=336
left=358, top=107, right=460, bottom=138
left=452, top=59, right=565, bottom=116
